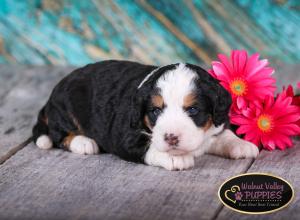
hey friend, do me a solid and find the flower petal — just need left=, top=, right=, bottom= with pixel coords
left=247, top=59, right=269, bottom=78
left=211, top=62, right=231, bottom=81
left=218, top=53, right=233, bottom=73
left=237, top=96, right=247, bottom=109
left=238, top=50, right=247, bottom=72
left=230, top=115, right=252, bottom=125
left=236, top=125, right=253, bottom=134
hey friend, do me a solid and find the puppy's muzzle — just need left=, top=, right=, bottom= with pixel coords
left=164, top=133, right=179, bottom=147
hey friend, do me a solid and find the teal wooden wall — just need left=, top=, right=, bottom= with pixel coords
left=0, top=0, right=299, bottom=66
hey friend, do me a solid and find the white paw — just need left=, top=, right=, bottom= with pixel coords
left=69, top=135, right=99, bottom=155
left=228, top=139, right=259, bottom=159
left=171, top=154, right=195, bottom=171
left=144, top=147, right=195, bottom=171
left=36, top=135, right=53, bottom=150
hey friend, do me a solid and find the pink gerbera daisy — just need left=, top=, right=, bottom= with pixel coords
left=231, top=90, right=300, bottom=150
left=209, top=50, right=276, bottom=111
left=286, top=85, right=300, bottom=130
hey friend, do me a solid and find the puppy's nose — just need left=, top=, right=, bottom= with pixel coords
left=164, top=133, right=179, bottom=146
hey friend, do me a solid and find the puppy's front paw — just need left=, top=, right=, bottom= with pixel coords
left=228, top=139, right=259, bottom=159
left=144, top=147, right=195, bottom=171
left=171, top=154, right=195, bottom=171
left=69, top=135, right=99, bottom=155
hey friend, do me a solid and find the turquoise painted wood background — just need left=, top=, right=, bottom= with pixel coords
left=0, top=0, right=299, bottom=66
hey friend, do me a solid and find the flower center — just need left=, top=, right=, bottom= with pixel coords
left=257, top=114, right=273, bottom=132
left=230, top=79, right=247, bottom=96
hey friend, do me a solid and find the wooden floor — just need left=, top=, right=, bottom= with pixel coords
left=0, top=65, right=299, bottom=220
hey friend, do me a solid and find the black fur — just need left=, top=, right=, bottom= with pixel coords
left=33, top=60, right=231, bottom=163
left=185, top=64, right=232, bottom=127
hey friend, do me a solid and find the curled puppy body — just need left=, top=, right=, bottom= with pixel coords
left=33, top=61, right=258, bottom=170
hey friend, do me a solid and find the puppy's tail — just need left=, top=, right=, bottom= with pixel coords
left=32, top=106, right=53, bottom=149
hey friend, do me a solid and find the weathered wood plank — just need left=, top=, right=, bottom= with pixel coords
left=216, top=140, right=300, bottom=220
left=0, top=66, right=73, bottom=163
left=0, top=143, right=254, bottom=220
left=1, top=0, right=300, bottom=65
left=0, top=66, right=29, bottom=99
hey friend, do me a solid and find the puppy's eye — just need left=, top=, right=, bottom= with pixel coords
left=152, top=107, right=162, bottom=116
left=186, top=107, right=199, bottom=116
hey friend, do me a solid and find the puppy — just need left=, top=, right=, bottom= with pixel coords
left=33, top=60, right=258, bottom=170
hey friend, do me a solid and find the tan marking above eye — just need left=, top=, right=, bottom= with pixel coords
left=151, top=95, right=164, bottom=108
left=183, top=93, right=197, bottom=108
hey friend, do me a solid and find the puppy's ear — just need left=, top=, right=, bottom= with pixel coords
left=186, top=63, right=232, bottom=127
left=130, top=93, right=143, bottom=129
left=198, top=78, right=231, bottom=126
left=130, top=87, right=149, bottom=129
left=210, top=83, right=232, bottom=126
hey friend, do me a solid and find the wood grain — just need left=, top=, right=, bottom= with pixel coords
left=0, top=0, right=299, bottom=65
left=0, top=143, right=254, bottom=220
left=0, top=66, right=73, bottom=163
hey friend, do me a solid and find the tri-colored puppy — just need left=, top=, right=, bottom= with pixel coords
left=33, top=61, right=258, bottom=170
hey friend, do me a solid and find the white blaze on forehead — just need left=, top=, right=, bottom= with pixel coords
left=156, top=63, right=198, bottom=106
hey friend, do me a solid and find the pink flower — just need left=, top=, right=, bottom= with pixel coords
left=231, top=89, right=300, bottom=150
left=209, top=50, right=276, bottom=111
left=286, top=85, right=300, bottom=106
left=286, top=85, right=300, bottom=130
